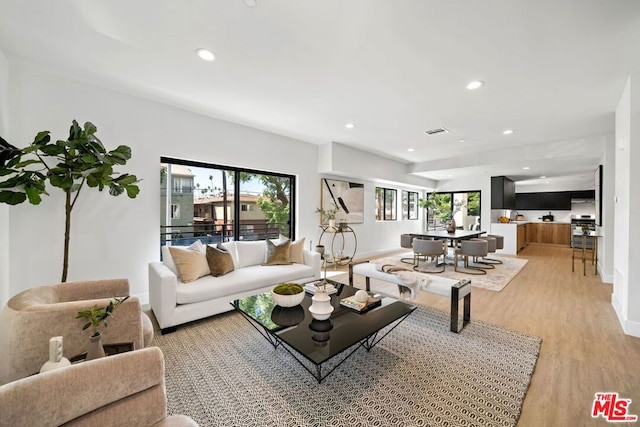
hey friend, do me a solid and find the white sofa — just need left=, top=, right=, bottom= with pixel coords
left=149, top=240, right=322, bottom=333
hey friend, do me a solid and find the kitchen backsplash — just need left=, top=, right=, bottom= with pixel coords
left=491, top=200, right=596, bottom=223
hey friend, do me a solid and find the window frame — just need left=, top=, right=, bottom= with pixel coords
left=161, top=156, right=296, bottom=244
left=375, top=187, right=397, bottom=221
left=402, top=190, right=419, bottom=220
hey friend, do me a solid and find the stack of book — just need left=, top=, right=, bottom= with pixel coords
left=340, top=294, right=381, bottom=312
left=304, top=281, right=338, bottom=295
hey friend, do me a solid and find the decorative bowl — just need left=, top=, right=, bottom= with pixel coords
left=271, top=283, right=305, bottom=307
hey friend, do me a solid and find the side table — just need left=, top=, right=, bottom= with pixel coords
left=318, top=224, right=357, bottom=266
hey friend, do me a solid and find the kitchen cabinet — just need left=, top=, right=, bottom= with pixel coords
left=515, top=191, right=571, bottom=210
left=527, top=223, right=571, bottom=246
left=571, top=190, right=596, bottom=199
left=517, top=224, right=526, bottom=251
left=491, top=176, right=516, bottom=209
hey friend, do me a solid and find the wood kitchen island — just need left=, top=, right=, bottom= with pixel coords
left=491, top=221, right=571, bottom=254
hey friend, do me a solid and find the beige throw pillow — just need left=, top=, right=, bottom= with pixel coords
left=168, top=246, right=211, bottom=283
left=206, top=245, right=235, bottom=277
left=276, top=235, right=305, bottom=264
left=289, top=237, right=305, bottom=264
left=262, top=239, right=292, bottom=265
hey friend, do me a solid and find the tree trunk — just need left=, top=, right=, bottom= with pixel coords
left=61, top=189, right=72, bottom=282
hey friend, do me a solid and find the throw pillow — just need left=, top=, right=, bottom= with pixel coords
left=262, top=239, right=292, bottom=266
left=168, top=246, right=211, bottom=283
left=206, top=245, right=235, bottom=277
left=289, top=237, right=306, bottom=264
left=275, top=235, right=305, bottom=264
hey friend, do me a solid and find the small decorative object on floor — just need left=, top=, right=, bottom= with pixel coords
left=271, top=283, right=305, bottom=307
left=309, top=288, right=334, bottom=320
left=39, top=336, right=71, bottom=373
left=447, top=218, right=457, bottom=233
left=76, top=296, right=129, bottom=360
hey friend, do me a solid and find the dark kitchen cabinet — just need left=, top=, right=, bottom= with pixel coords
left=515, top=191, right=571, bottom=210
left=571, top=190, right=596, bottom=199
left=491, top=176, right=515, bottom=209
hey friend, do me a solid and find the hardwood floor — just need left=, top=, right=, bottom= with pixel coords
left=342, top=245, right=640, bottom=426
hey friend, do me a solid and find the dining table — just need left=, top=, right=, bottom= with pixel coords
left=410, top=229, right=487, bottom=261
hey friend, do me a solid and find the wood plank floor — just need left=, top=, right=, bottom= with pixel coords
left=340, top=245, right=640, bottom=426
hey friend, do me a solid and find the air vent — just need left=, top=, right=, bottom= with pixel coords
left=424, top=127, right=450, bottom=135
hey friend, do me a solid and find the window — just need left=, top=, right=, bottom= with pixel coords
left=172, top=177, right=193, bottom=194
left=424, top=191, right=481, bottom=230
left=161, top=157, right=295, bottom=246
left=375, top=187, right=397, bottom=221
left=402, top=191, right=419, bottom=220
left=171, top=204, right=180, bottom=219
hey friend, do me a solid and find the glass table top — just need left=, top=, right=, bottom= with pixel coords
left=232, top=280, right=416, bottom=365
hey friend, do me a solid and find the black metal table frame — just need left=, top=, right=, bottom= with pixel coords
left=234, top=306, right=414, bottom=383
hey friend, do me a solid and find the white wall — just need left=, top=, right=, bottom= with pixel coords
left=0, top=48, right=9, bottom=308
left=613, top=75, right=640, bottom=337
left=599, top=134, right=616, bottom=283
left=5, top=60, right=322, bottom=302
left=4, top=59, right=432, bottom=303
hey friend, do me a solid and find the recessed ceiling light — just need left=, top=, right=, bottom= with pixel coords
left=522, top=166, right=531, bottom=170
left=459, top=139, right=465, bottom=143
left=466, top=80, right=484, bottom=90
left=195, top=48, right=215, bottom=61
left=407, top=148, right=414, bottom=152
left=345, top=123, right=355, bottom=129
left=243, top=0, right=257, bottom=7
left=503, top=129, right=514, bottom=135
left=540, top=175, right=546, bottom=179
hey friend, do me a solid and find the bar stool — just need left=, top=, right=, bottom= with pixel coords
left=454, top=239, right=489, bottom=275
left=412, top=238, right=446, bottom=273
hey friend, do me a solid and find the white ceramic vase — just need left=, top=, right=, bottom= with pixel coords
left=86, top=333, right=106, bottom=360
left=308, top=290, right=334, bottom=321
left=328, top=219, right=336, bottom=229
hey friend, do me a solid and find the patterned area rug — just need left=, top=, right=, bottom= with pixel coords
left=373, top=253, right=529, bottom=291
left=154, top=306, right=541, bottom=426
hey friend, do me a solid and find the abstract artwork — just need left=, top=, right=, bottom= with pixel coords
left=320, top=179, right=365, bottom=224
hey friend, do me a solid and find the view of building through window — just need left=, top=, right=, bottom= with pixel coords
left=161, top=158, right=294, bottom=246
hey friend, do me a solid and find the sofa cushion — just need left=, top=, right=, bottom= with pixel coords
left=276, top=235, right=305, bottom=264
left=262, top=239, right=292, bottom=266
left=235, top=241, right=267, bottom=268
left=206, top=245, right=235, bottom=277
left=168, top=246, right=210, bottom=283
left=175, top=263, right=315, bottom=304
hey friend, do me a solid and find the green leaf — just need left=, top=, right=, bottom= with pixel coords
left=124, top=183, right=140, bottom=198
left=115, top=174, right=138, bottom=185
left=32, top=131, right=51, bottom=145
left=49, top=174, right=74, bottom=189
left=39, top=144, right=65, bottom=156
left=109, top=183, right=124, bottom=196
left=25, top=186, right=42, bottom=205
left=0, top=169, right=16, bottom=176
left=13, top=159, right=43, bottom=169
left=0, top=191, right=27, bottom=205
left=84, top=122, right=97, bottom=135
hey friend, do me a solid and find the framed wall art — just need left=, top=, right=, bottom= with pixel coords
left=320, top=178, right=364, bottom=224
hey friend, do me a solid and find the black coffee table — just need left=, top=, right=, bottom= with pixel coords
left=231, top=279, right=416, bottom=383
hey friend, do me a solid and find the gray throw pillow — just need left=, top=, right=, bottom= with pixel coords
left=262, top=239, right=292, bottom=266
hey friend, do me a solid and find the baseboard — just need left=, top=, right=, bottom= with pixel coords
left=612, top=293, right=640, bottom=338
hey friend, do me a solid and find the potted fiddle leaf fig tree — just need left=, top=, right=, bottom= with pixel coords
left=0, top=120, right=140, bottom=282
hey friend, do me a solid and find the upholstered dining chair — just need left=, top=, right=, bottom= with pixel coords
left=400, top=233, right=416, bottom=264
left=412, top=238, right=446, bottom=273
left=0, top=279, right=154, bottom=384
left=454, top=239, right=489, bottom=275
left=471, top=236, right=498, bottom=268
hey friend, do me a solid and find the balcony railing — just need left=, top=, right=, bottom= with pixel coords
left=160, top=223, right=288, bottom=247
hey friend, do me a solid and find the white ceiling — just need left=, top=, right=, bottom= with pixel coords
left=1, top=0, right=639, bottom=187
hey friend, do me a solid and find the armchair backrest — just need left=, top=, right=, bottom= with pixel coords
left=0, top=279, right=145, bottom=384
left=0, top=347, right=177, bottom=426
